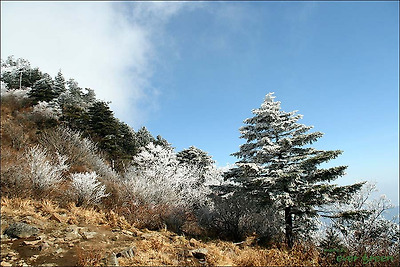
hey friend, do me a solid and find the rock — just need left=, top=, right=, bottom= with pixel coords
left=29, top=255, right=39, bottom=261
left=116, top=247, right=135, bottom=258
left=39, top=242, right=50, bottom=251
left=106, top=253, right=119, bottom=266
left=121, top=229, right=136, bottom=237
left=190, top=248, right=208, bottom=260
left=22, top=240, right=41, bottom=246
left=64, top=231, right=80, bottom=241
left=3, top=222, right=39, bottom=238
left=65, top=225, right=80, bottom=232
left=41, top=263, right=58, bottom=267
left=80, top=231, right=97, bottom=240
left=55, top=248, right=65, bottom=254
left=1, top=261, right=12, bottom=267
left=7, top=252, right=16, bottom=257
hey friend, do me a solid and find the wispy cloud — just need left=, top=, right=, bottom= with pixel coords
left=1, top=2, right=186, bottom=128
left=1, top=2, right=256, bottom=128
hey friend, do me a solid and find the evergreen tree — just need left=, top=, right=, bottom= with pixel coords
left=28, top=73, right=57, bottom=104
left=177, top=146, right=215, bottom=168
left=1, top=56, right=41, bottom=89
left=135, top=126, right=156, bottom=148
left=60, top=105, right=89, bottom=132
left=23, top=68, right=43, bottom=88
left=154, top=135, right=172, bottom=149
left=227, top=93, right=364, bottom=248
left=115, top=121, right=139, bottom=158
left=58, top=78, right=84, bottom=108
left=15, top=58, right=31, bottom=89
left=54, top=70, right=66, bottom=97
left=87, top=101, right=118, bottom=139
left=87, top=101, right=120, bottom=168
left=82, top=88, right=96, bottom=104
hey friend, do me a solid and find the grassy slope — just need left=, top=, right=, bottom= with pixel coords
left=1, top=197, right=320, bottom=266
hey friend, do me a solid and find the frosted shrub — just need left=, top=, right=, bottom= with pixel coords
left=70, top=171, right=110, bottom=206
left=1, top=84, right=31, bottom=109
left=1, top=81, right=8, bottom=94
left=25, top=145, right=69, bottom=192
left=124, top=143, right=222, bottom=209
left=38, top=126, right=118, bottom=181
left=32, top=101, right=61, bottom=119
left=323, top=182, right=400, bottom=256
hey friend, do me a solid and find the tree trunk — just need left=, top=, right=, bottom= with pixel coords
left=285, top=206, right=293, bottom=249
left=19, top=71, right=22, bottom=90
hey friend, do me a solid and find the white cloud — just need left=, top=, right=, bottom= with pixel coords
left=1, top=2, right=181, bottom=128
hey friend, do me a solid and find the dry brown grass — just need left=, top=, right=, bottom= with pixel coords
left=66, top=203, right=108, bottom=225
left=1, top=197, right=36, bottom=217
left=1, top=196, right=324, bottom=266
left=76, top=244, right=106, bottom=266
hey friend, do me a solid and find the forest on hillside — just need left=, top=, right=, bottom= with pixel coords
left=1, top=56, right=399, bottom=266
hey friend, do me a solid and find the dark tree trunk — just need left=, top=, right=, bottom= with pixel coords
left=285, top=206, right=293, bottom=249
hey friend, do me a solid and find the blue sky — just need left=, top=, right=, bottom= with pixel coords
left=1, top=1, right=398, bottom=204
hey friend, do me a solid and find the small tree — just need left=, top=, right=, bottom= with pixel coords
left=70, top=172, right=109, bottom=207
left=124, top=143, right=220, bottom=209
left=54, top=70, right=66, bottom=97
left=226, top=93, right=364, bottom=248
left=135, top=126, right=156, bottom=148
left=25, top=145, right=69, bottom=192
left=177, top=146, right=216, bottom=186
left=325, top=182, right=400, bottom=256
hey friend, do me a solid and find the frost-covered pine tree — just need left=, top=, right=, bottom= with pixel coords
left=54, top=70, right=66, bottom=97
left=28, top=73, right=56, bottom=104
left=227, top=92, right=364, bottom=248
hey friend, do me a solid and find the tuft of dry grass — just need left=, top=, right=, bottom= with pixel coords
left=76, top=244, right=106, bottom=267
left=66, top=203, right=107, bottom=225
left=1, top=197, right=36, bottom=217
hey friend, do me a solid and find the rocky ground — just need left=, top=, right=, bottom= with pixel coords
left=0, top=197, right=320, bottom=266
left=0, top=198, right=218, bottom=266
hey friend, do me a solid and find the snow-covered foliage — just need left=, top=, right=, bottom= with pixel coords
left=1, top=81, right=8, bottom=93
left=57, top=78, right=96, bottom=110
left=1, top=57, right=30, bottom=83
left=123, top=143, right=223, bottom=209
left=0, top=86, right=31, bottom=100
left=322, top=182, right=399, bottom=255
left=38, top=126, right=118, bottom=181
left=224, top=92, right=364, bottom=247
left=25, top=145, right=69, bottom=191
left=32, top=101, right=61, bottom=119
left=70, top=171, right=110, bottom=206
left=1, top=56, right=34, bottom=90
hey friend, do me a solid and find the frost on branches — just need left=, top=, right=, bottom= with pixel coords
left=123, top=143, right=223, bottom=209
left=225, top=92, right=364, bottom=248
left=70, top=172, right=110, bottom=207
left=321, top=182, right=400, bottom=256
left=25, top=145, right=69, bottom=192
left=32, top=101, right=61, bottom=119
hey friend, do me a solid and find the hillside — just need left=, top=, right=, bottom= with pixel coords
left=1, top=197, right=321, bottom=266
left=1, top=57, right=399, bottom=266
